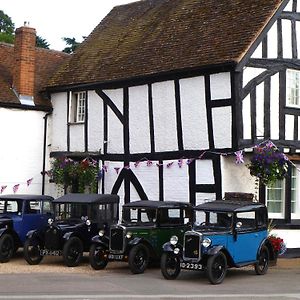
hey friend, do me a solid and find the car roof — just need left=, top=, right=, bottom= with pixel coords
left=0, top=194, right=54, bottom=201
left=53, top=193, right=120, bottom=204
left=195, top=200, right=266, bottom=213
left=123, top=200, right=192, bottom=209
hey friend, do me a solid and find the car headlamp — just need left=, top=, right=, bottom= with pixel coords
left=126, top=232, right=133, bottom=239
left=48, top=218, right=53, bottom=225
left=202, top=238, right=212, bottom=248
left=86, top=219, right=91, bottom=226
left=99, top=230, right=105, bottom=237
left=174, top=247, right=180, bottom=255
left=170, top=235, right=178, bottom=245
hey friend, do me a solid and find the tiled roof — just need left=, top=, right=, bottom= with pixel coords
left=0, top=42, right=68, bottom=109
left=48, top=0, right=283, bottom=89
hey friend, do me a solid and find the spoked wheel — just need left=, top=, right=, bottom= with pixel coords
left=207, top=252, right=227, bottom=284
left=161, top=252, right=181, bottom=280
left=24, top=237, right=43, bottom=265
left=128, top=244, right=149, bottom=274
left=255, top=246, right=269, bottom=275
left=0, top=234, right=14, bottom=263
left=89, top=244, right=108, bottom=270
left=63, top=236, right=83, bottom=267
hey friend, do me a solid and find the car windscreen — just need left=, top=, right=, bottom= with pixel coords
left=122, top=207, right=157, bottom=225
left=194, top=210, right=233, bottom=230
left=55, top=203, right=89, bottom=221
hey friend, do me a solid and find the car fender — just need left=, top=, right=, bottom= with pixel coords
left=258, top=238, right=275, bottom=260
left=162, top=241, right=183, bottom=253
left=63, top=231, right=74, bottom=241
left=207, top=245, right=224, bottom=256
left=91, top=235, right=109, bottom=248
left=26, top=229, right=39, bottom=240
left=128, top=236, right=143, bottom=247
left=0, top=227, right=9, bottom=238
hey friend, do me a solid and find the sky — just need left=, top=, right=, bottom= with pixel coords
left=1, top=0, right=137, bottom=51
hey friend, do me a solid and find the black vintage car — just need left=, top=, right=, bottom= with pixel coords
left=23, top=193, right=119, bottom=267
left=160, top=199, right=276, bottom=284
left=0, top=195, right=53, bottom=262
left=89, top=200, right=193, bottom=274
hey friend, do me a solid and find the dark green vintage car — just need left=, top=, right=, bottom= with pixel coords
left=89, top=200, right=193, bottom=274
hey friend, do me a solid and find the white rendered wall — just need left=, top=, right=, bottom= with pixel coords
left=221, top=155, right=257, bottom=198
left=271, top=229, right=300, bottom=248
left=104, top=89, right=124, bottom=154
left=0, top=108, right=45, bottom=195
left=180, top=76, right=209, bottom=150
left=196, top=160, right=214, bottom=184
left=212, top=106, right=232, bottom=149
left=270, top=73, right=280, bottom=140
left=163, top=159, right=189, bottom=202
left=51, top=92, right=68, bottom=151
left=88, top=91, right=104, bottom=152
left=69, top=124, right=84, bottom=152
left=152, top=81, right=178, bottom=152
left=210, top=72, right=231, bottom=100
left=129, top=85, right=151, bottom=153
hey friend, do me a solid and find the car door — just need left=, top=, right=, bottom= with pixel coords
left=227, top=210, right=265, bottom=264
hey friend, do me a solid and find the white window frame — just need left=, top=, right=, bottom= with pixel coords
left=266, top=180, right=285, bottom=219
left=286, top=69, right=300, bottom=108
left=69, top=91, right=86, bottom=123
left=291, top=165, right=300, bottom=220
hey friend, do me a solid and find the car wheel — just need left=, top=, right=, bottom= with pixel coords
left=89, top=244, right=108, bottom=270
left=207, top=252, right=227, bottom=284
left=0, top=234, right=14, bottom=263
left=255, top=245, right=269, bottom=275
left=23, top=238, right=43, bottom=265
left=160, top=252, right=181, bottom=280
left=128, top=244, right=149, bottom=274
left=63, top=236, right=83, bottom=267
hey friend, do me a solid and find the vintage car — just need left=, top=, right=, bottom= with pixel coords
left=23, top=193, right=119, bottom=267
left=160, top=200, right=276, bottom=284
left=0, top=194, right=53, bottom=262
left=89, top=200, right=193, bottom=274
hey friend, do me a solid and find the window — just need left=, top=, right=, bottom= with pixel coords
left=286, top=69, right=300, bottom=107
left=291, top=166, right=300, bottom=219
left=266, top=180, right=285, bottom=218
left=69, top=91, right=86, bottom=123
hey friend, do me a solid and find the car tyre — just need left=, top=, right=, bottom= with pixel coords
left=23, top=237, right=43, bottom=265
left=63, top=236, right=83, bottom=267
left=128, top=244, right=149, bottom=274
left=0, top=234, right=14, bottom=263
left=255, top=245, right=269, bottom=275
left=207, top=251, right=227, bottom=284
left=89, top=243, right=108, bottom=270
left=161, top=252, right=181, bottom=280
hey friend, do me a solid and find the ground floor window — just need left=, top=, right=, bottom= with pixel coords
left=266, top=165, right=300, bottom=220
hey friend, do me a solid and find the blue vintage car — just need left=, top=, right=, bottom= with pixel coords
left=160, top=200, right=275, bottom=284
left=0, top=194, right=53, bottom=262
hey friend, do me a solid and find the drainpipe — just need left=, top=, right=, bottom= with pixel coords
left=42, top=111, right=52, bottom=195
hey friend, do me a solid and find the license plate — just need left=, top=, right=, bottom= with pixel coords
left=180, top=262, right=203, bottom=270
left=40, top=249, right=62, bottom=256
left=108, top=254, right=124, bottom=260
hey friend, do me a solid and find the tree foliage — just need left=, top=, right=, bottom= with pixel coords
left=36, top=35, right=50, bottom=49
left=0, top=10, right=14, bottom=34
left=62, top=37, right=80, bottom=54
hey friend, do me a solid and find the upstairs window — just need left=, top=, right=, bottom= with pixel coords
left=69, top=91, right=86, bottom=123
left=286, top=70, right=300, bottom=107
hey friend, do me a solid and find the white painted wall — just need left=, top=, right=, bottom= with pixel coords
left=104, top=89, right=124, bottom=154
left=129, top=85, right=151, bottom=153
left=51, top=92, right=68, bottom=151
left=69, top=124, right=85, bottom=152
left=180, top=76, right=209, bottom=150
left=196, top=160, right=214, bottom=184
left=270, top=73, right=280, bottom=140
left=88, top=91, right=104, bottom=152
left=0, top=108, right=46, bottom=195
left=152, top=81, right=178, bottom=152
left=272, top=229, right=300, bottom=248
left=210, top=72, right=231, bottom=100
left=212, top=106, right=232, bottom=149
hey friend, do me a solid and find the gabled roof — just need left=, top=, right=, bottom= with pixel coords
left=47, top=0, right=284, bottom=89
left=0, top=42, right=68, bottom=110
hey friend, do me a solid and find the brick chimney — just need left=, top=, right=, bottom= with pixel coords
left=13, top=24, right=36, bottom=105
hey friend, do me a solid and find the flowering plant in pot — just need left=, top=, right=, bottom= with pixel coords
left=247, top=141, right=289, bottom=186
left=51, top=157, right=98, bottom=193
left=268, top=235, right=287, bottom=256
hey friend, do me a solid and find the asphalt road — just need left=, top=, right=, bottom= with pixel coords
left=0, top=253, right=299, bottom=300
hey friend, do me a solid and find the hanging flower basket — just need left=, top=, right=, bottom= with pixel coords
left=268, top=235, right=287, bottom=257
left=50, top=157, right=98, bottom=193
left=247, top=141, right=289, bottom=186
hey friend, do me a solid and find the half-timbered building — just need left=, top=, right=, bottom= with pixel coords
left=46, top=0, right=300, bottom=249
